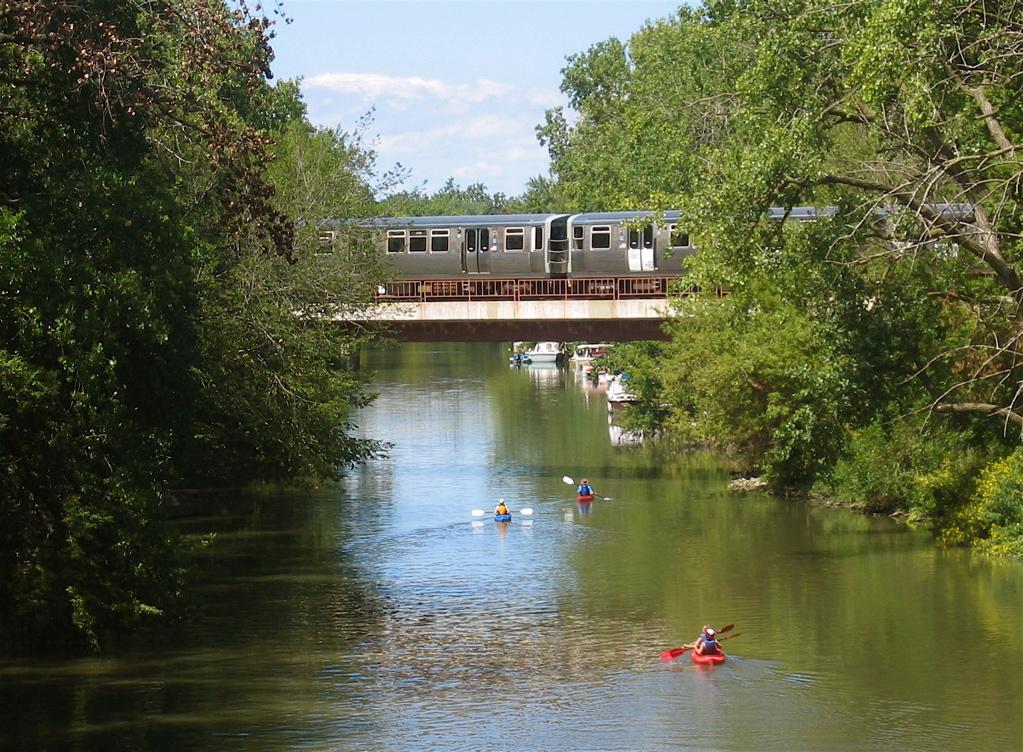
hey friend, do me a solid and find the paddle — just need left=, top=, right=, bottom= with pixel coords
left=561, top=475, right=613, bottom=500
left=471, top=507, right=533, bottom=517
left=659, top=624, right=736, bottom=661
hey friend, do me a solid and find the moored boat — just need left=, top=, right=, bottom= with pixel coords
left=523, top=341, right=564, bottom=363
left=569, top=343, right=610, bottom=368
left=607, top=374, right=637, bottom=405
left=690, top=650, right=726, bottom=666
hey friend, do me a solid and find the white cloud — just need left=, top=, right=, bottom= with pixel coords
left=525, top=88, right=563, bottom=108
left=376, top=117, right=531, bottom=155
left=452, top=161, right=506, bottom=180
left=304, top=72, right=530, bottom=105
left=498, top=143, right=547, bottom=162
left=298, top=72, right=565, bottom=194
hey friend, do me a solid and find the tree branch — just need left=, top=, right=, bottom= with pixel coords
left=933, top=401, right=1023, bottom=429
left=818, top=172, right=1023, bottom=302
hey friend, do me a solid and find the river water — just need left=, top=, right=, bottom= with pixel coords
left=2, top=342, right=1022, bottom=751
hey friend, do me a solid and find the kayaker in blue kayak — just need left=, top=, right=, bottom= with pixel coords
left=494, top=499, right=509, bottom=516
left=684, top=626, right=720, bottom=656
left=577, top=479, right=593, bottom=496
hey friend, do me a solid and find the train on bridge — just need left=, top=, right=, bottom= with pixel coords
left=319, top=205, right=973, bottom=303
left=356, top=211, right=696, bottom=280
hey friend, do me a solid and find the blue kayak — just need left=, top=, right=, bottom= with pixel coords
left=494, top=513, right=512, bottom=522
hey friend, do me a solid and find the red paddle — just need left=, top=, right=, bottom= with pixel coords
left=659, top=623, right=735, bottom=661
left=659, top=646, right=690, bottom=661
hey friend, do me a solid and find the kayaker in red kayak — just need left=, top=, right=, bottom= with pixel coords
left=683, top=626, right=721, bottom=656
left=577, top=479, right=593, bottom=497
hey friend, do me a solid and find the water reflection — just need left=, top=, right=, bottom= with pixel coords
left=521, top=361, right=566, bottom=391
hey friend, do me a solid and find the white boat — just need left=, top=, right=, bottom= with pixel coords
left=606, top=374, right=637, bottom=405
left=569, top=343, right=610, bottom=366
left=523, top=341, right=565, bottom=363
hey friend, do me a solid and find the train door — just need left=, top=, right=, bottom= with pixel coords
left=462, top=227, right=491, bottom=274
left=627, top=223, right=656, bottom=271
left=547, top=216, right=570, bottom=275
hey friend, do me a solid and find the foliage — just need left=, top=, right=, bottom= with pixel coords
left=541, top=0, right=1023, bottom=544
left=178, top=117, right=386, bottom=486
left=943, top=448, right=1023, bottom=556
left=378, top=173, right=560, bottom=216
left=590, top=341, right=668, bottom=433
left=826, top=418, right=989, bottom=520
left=660, top=280, right=854, bottom=488
left=0, top=1, right=384, bottom=652
left=379, top=178, right=512, bottom=216
left=504, top=175, right=560, bottom=214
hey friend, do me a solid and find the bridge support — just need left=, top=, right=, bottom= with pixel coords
left=370, top=318, right=667, bottom=342
left=347, top=299, right=672, bottom=342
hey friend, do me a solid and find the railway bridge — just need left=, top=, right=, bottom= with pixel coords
left=349, top=275, right=696, bottom=342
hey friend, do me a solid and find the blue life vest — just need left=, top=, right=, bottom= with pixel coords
left=699, top=635, right=720, bottom=654
left=578, top=484, right=593, bottom=495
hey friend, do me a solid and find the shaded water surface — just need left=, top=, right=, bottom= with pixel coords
left=2, top=343, right=1022, bottom=751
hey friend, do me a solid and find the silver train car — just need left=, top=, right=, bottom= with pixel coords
left=360, top=211, right=695, bottom=279
left=350, top=204, right=975, bottom=281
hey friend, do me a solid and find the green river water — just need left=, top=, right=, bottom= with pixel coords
left=2, top=342, right=1022, bottom=751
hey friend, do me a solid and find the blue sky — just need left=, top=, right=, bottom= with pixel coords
left=268, top=1, right=683, bottom=197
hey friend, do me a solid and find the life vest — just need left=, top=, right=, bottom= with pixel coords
left=495, top=504, right=509, bottom=515
left=578, top=485, right=592, bottom=496
left=699, top=635, right=720, bottom=654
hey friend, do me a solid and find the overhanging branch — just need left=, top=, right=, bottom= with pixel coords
left=933, top=401, right=1023, bottom=429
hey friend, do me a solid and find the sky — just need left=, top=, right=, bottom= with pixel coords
left=267, top=1, right=683, bottom=197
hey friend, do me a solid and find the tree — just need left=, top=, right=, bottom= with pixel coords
left=543, top=1, right=1023, bottom=519
left=0, top=1, right=385, bottom=652
left=379, top=178, right=511, bottom=216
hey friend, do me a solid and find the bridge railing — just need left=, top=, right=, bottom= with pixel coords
left=376, top=276, right=698, bottom=302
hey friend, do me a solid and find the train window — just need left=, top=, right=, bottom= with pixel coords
left=430, top=229, right=449, bottom=252
left=533, top=226, right=543, bottom=251
left=386, top=230, right=406, bottom=253
left=409, top=230, right=428, bottom=253
left=573, top=225, right=584, bottom=250
left=505, top=227, right=524, bottom=251
left=628, top=225, right=655, bottom=249
left=669, top=224, right=690, bottom=247
left=591, top=226, right=611, bottom=249
left=481, top=228, right=490, bottom=252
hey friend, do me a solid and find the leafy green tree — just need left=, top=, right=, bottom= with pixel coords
left=543, top=0, right=1023, bottom=539
left=504, top=175, right=560, bottom=214
left=944, top=447, right=1023, bottom=556
left=0, top=0, right=384, bottom=652
left=178, top=112, right=386, bottom=486
left=589, top=341, right=669, bottom=434
left=380, top=178, right=511, bottom=216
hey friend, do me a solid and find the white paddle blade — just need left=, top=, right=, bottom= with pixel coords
left=562, top=476, right=575, bottom=485
left=471, top=509, right=486, bottom=517
left=518, top=507, right=533, bottom=516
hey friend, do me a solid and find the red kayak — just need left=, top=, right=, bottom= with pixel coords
left=578, top=494, right=595, bottom=502
left=690, top=650, right=726, bottom=666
